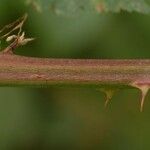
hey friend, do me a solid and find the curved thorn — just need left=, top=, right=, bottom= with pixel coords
left=99, top=88, right=116, bottom=108
left=140, top=86, right=149, bottom=112
left=131, top=83, right=149, bottom=112
left=104, top=90, right=114, bottom=108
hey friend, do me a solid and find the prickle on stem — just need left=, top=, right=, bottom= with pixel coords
left=139, top=86, right=149, bottom=112
left=99, top=88, right=116, bottom=108
left=131, top=83, right=150, bottom=112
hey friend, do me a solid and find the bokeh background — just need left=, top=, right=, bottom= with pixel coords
left=0, top=0, right=150, bottom=149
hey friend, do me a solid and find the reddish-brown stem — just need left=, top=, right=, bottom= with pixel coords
left=0, top=53, right=149, bottom=88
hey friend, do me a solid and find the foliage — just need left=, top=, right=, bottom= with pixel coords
left=26, top=0, right=150, bottom=15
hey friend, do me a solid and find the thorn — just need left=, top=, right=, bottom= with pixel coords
left=140, top=86, right=149, bottom=112
left=99, top=88, right=116, bottom=108
left=131, top=83, right=149, bottom=112
left=104, top=90, right=114, bottom=107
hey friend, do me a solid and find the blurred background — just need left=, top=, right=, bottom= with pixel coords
left=0, top=0, right=150, bottom=149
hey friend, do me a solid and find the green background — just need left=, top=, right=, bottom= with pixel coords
left=0, top=0, right=150, bottom=149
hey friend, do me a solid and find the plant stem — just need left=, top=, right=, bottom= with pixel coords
left=0, top=53, right=149, bottom=88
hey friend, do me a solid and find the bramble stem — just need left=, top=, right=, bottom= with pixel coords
left=0, top=53, right=149, bottom=88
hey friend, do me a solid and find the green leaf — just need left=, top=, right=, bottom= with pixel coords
left=48, top=0, right=94, bottom=16
left=94, top=0, right=150, bottom=13
left=26, top=0, right=150, bottom=14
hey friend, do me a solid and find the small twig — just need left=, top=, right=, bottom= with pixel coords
left=2, top=32, right=34, bottom=54
left=0, top=14, right=28, bottom=39
left=0, top=14, right=34, bottom=54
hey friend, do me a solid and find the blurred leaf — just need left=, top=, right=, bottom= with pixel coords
left=49, top=0, right=93, bottom=15
left=26, top=0, right=150, bottom=15
left=94, top=0, right=150, bottom=13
